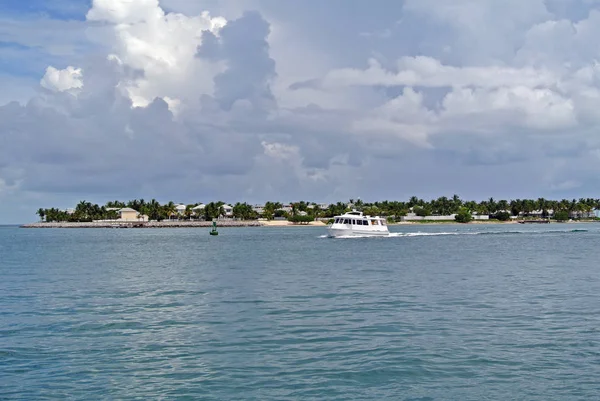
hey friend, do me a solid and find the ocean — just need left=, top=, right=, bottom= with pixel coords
left=1, top=223, right=599, bottom=400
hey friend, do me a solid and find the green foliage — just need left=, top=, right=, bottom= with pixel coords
left=35, top=195, right=600, bottom=223
left=233, top=202, right=257, bottom=220
left=274, top=209, right=287, bottom=218
left=262, top=201, right=283, bottom=220
left=554, top=210, right=569, bottom=221
left=287, top=215, right=314, bottom=224
left=203, top=202, right=225, bottom=220
left=361, top=207, right=380, bottom=217
left=455, top=208, right=473, bottom=223
left=413, top=206, right=431, bottom=217
left=493, top=211, right=511, bottom=221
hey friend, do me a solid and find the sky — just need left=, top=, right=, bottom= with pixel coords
left=2, top=0, right=600, bottom=223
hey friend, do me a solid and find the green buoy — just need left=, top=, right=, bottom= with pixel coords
left=209, top=220, right=219, bottom=236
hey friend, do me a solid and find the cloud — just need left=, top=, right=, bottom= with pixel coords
left=5, top=0, right=600, bottom=223
left=40, top=66, right=83, bottom=92
left=85, top=0, right=227, bottom=109
left=319, top=57, right=557, bottom=89
left=197, top=10, right=276, bottom=112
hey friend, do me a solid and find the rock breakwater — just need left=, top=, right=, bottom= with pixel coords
left=21, top=221, right=264, bottom=228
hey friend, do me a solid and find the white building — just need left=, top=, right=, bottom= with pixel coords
left=222, top=204, right=233, bottom=217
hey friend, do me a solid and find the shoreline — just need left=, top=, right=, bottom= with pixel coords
left=20, top=221, right=264, bottom=229
left=19, top=219, right=598, bottom=228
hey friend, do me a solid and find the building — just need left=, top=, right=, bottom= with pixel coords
left=192, top=204, right=205, bottom=217
left=222, top=204, right=233, bottom=217
left=252, top=205, right=265, bottom=216
left=118, top=208, right=147, bottom=222
left=400, top=212, right=489, bottom=221
left=400, top=213, right=457, bottom=221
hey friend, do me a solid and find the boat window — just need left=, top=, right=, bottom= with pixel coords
left=344, top=219, right=350, bottom=224
left=381, top=220, right=386, bottom=226
left=334, top=218, right=340, bottom=224
left=352, top=219, right=356, bottom=225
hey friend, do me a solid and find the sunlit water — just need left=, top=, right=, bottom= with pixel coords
left=1, top=223, right=600, bottom=400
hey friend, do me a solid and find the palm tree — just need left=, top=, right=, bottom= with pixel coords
left=184, top=205, right=194, bottom=220
left=497, top=199, right=509, bottom=212
left=164, top=201, right=177, bottom=220
left=36, top=208, right=45, bottom=222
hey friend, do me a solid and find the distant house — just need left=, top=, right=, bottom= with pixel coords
left=573, top=210, right=595, bottom=219
left=252, top=205, right=265, bottom=215
left=401, top=212, right=457, bottom=221
left=175, top=204, right=187, bottom=214
left=278, top=204, right=293, bottom=214
left=192, top=204, right=205, bottom=217
left=118, top=208, right=147, bottom=222
left=222, top=204, right=233, bottom=217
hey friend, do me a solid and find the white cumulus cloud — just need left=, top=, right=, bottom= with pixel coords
left=86, top=0, right=227, bottom=109
left=40, top=66, right=83, bottom=92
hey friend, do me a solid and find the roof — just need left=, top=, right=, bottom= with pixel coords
left=119, top=208, right=137, bottom=212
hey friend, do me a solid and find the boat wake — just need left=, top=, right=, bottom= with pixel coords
left=320, top=228, right=590, bottom=239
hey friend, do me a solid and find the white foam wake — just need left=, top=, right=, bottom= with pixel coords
left=319, top=228, right=591, bottom=239
left=320, top=232, right=464, bottom=239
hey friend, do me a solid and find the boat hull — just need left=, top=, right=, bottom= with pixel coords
left=327, top=227, right=389, bottom=238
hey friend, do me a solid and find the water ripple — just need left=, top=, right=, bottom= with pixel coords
left=2, top=225, right=600, bottom=399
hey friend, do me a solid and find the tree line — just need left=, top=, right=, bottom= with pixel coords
left=36, top=196, right=600, bottom=223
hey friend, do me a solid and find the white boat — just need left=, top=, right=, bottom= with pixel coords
left=327, top=210, right=390, bottom=237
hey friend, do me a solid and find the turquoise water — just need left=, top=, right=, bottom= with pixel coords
left=1, top=224, right=600, bottom=400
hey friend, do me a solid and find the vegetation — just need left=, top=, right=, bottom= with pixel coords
left=554, top=210, right=570, bottom=222
left=454, top=207, right=473, bottom=223
left=493, top=211, right=511, bottom=221
left=35, top=196, right=600, bottom=223
left=287, top=215, right=314, bottom=224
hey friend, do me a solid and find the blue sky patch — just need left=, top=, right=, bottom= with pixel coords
left=0, top=0, right=90, bottom=21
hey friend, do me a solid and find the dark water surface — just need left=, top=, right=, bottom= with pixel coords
left=1, top=224, right=600, bottom=400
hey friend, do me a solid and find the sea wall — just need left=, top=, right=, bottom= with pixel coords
left=20, top=221, right=264, bottom=228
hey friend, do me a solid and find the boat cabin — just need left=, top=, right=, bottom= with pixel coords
left=333, top=211, right=386, bottom=226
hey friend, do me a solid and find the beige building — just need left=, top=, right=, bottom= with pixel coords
left=118, top=207, right=147, bottom=222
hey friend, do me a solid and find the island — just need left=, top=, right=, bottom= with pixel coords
left=20, top=196, right=600, bottom=228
